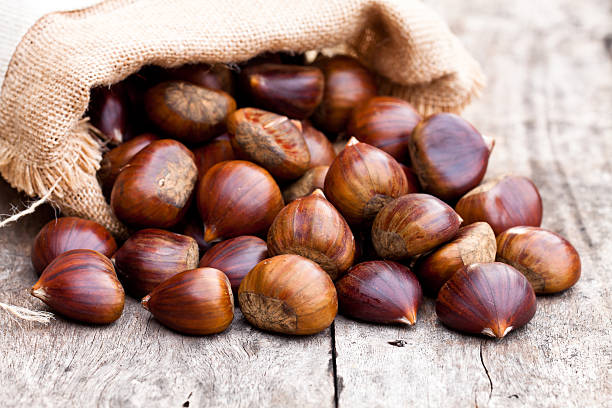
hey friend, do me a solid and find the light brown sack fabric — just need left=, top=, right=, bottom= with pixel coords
left=0, top=0, right=484, bottom=237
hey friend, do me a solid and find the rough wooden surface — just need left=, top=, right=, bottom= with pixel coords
left=1, top=0, right=611, bottom=407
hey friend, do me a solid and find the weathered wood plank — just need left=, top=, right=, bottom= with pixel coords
left=333, top=1, right=612, bottom=407
left=0, top=180, right=335, bottom=408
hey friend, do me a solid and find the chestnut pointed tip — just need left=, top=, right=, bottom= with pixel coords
left=346, top=137, right=359, bottom=147
left=482, top=134, right=495, bottom=153
left=141, top=295, right=151, bottom=311
left=396, top=313, right=417, bottom=326
left=311, top=188, right=326, bottom=198
left=482, top=325, right=513, bottom=339
left=203, top=225, right=219, bottom=244
left=30, top=287, right=47, bottom=302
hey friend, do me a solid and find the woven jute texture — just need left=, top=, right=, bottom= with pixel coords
left=0, top=0, right=484, bottom=237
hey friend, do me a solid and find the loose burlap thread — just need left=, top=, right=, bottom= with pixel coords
left=0, top=0, right=484, bottom=237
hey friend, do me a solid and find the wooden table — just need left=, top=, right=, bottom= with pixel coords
left=1, top=0, right=610, bottom=406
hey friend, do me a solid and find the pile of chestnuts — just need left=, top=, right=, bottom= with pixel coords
left=29, top=53, right=581, bottom=339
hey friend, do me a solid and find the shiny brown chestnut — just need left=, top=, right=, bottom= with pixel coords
left=98, top=133, right=158, bottom=196
left=302, top=121, right=336, bottom=167
left=436, top=262, right=537, bottom=338
left=455, top=174, right=543, bottom=235
left=113, top=229, right=199, bottom=298
left=198, top=236, right=268, bottom=296
left=145, top=80, right=236, bottom=144
left=336, top=261, right=422, bottom=325
left=142, top=267, right=234, bottom=335
left=414, top=222, right=496, bottom=295
left=111, top=139, right=197, bottom=228
left=496, top=226, right=581, bottom=294
left=227, top=108, right=310, bottom=180
left=282, top=165, right=328, bottom=203
left=192, top=133, right=236, bottom=177
left=239, top=254, right=337, bottom=335
left=31, top=249, right=124, bottom=324
left=267, top=190, right=355, bottom=280
left=312, top=55, right=377, bottom=134
left=166, top=63, right=234, bottom=94
left=408, top=113, right=494, bottom=201
left=241, top=63, right=324, bottom=119
left=31, top=217, right=117, bottom=275
left=347, top=96, right=421, bottom=162
left=197, top=160, right=284, bottom=244
left=324, top=138, right=409, bottom=225
left=89, top=85, right=128, bottom=144
left=372, top=193, right=462, bottom=260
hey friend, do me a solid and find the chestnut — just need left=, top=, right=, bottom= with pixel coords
left=240, top=63, right=324, bottom=119
left=267, top=189, right=355, bottom=280
left=197, top=160, right=284, bottom=244
left=166, top=63, right=234, bottom=95
left=113, top=229, right=199, bottom=298
left=111, top=139, right=197, bottom=228
left=89, top=84, right=128, bottom=144
left=192, top=133, right=235, bottom=177
left=414, top=222, right=497, bottom=295
left=455, top=174, right=543, bottom=235
left=436, top=262, right=537, bottom=338
left=31, top=249, right=124, bottom=324
left=239, top=254, right=337, bottom=335
left=302, top=121, right=336, bottom=167
left=282, top=165, right=328, bottom=203
left=142, top=267, right=234, bottom=335
left=324, top=138, right=409, bottom=225
left=347, top=96, right=421, bottom=162
left=31, top=217, right=117, bottom=275
left=496, top=226, right=581, bottom=294
left=311, top=55, right=377, bottom=134
left=335, top=261, right=422, bottom=325
left=227, top=108, right=310, bottom=180
left=198, top=236, right=268, bottom=296
left=145, top=80, right=236, bottom=144
left=98, top=133, right=158, bottom=196
left=371, top=193, right=462, bottom=260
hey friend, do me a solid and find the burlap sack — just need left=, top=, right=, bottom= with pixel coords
left=0, top=0, right=484, bottom=237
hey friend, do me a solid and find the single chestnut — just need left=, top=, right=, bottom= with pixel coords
left=142, top=267, right=234, bottom=335
left=302, top=121, right=336, bottom=167
left=227, top=108, right=310, bottom=179
left=414, top=222, right=496, bottom=295
left=89, top=85, right=128, bottom=144
left=197, top=160, right=284, bottom=244
left=113, top=229, right=199, bottom=298
left=192, top=133, right=235, bottom=177
left=111, top=139, right=197, bottom=228
left=436, top=262, right=537, bottom=338
left=408, top=113, right=494, bottom=201
left=496, top=226, right=581, bottom=294
left=198, top=236, right=268, bottom=296
left=31, top=249, right=124, bottom=324
left=239, top=254, right=337, bottom=335
left=31, top=217, right=117, bottom=275
left=371, top=193, right=462, bottom=260
left=98, top=133, right=158, bottom=196
left=241, top=63, right=324, bottom=119
left=336, top=261, right=422, bottom=325
left=267, top=190, right=355, bottom=280
left=282, top=165, right=328, bottom=203
left=145, top=80, right=236, bottom=144
left=347, top=96, right=422, bottom=162
left=324, top=138, right=409, bottom=225
left=312, top=55, right=377, bottom=134
left=166, top=63, right=234, bottom=95
left=455, top=174, right=543, bottom=235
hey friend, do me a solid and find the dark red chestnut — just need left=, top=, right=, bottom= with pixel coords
left=283, top=165, right=328, bottom=203
left=455, top=174, right=543, bottom=235
left=31, top=217, right=117, bottom=275
left=198, top=236, right=268, bottom=296
left=436, top=262, right=537, bottom=338
left=111, top=139, right=197, bottom=228
left=496, top=226, right=581, bottom=294
left=347, top=96, right=421, bottom=162
left=408, top=113, right=494, bottom=201
left=302, top=121, right=335, bottom=167
left=336, top=261, right=422, bottom=325
left=89, top=84, right=128, bottom=144
left=145, top=80, right=236, bottom=144
left=312, top=55, right=377, bottom=134
left=192, top=133, right=236, bottom=177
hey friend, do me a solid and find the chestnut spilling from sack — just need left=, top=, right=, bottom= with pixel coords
left=29, top=55, right=580, bottom=339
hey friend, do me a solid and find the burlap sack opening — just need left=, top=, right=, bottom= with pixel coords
left=0, top=0, right=484, bottom=238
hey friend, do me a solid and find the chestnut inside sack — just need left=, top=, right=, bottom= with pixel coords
left=0, top=0, right=484, bottom=236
